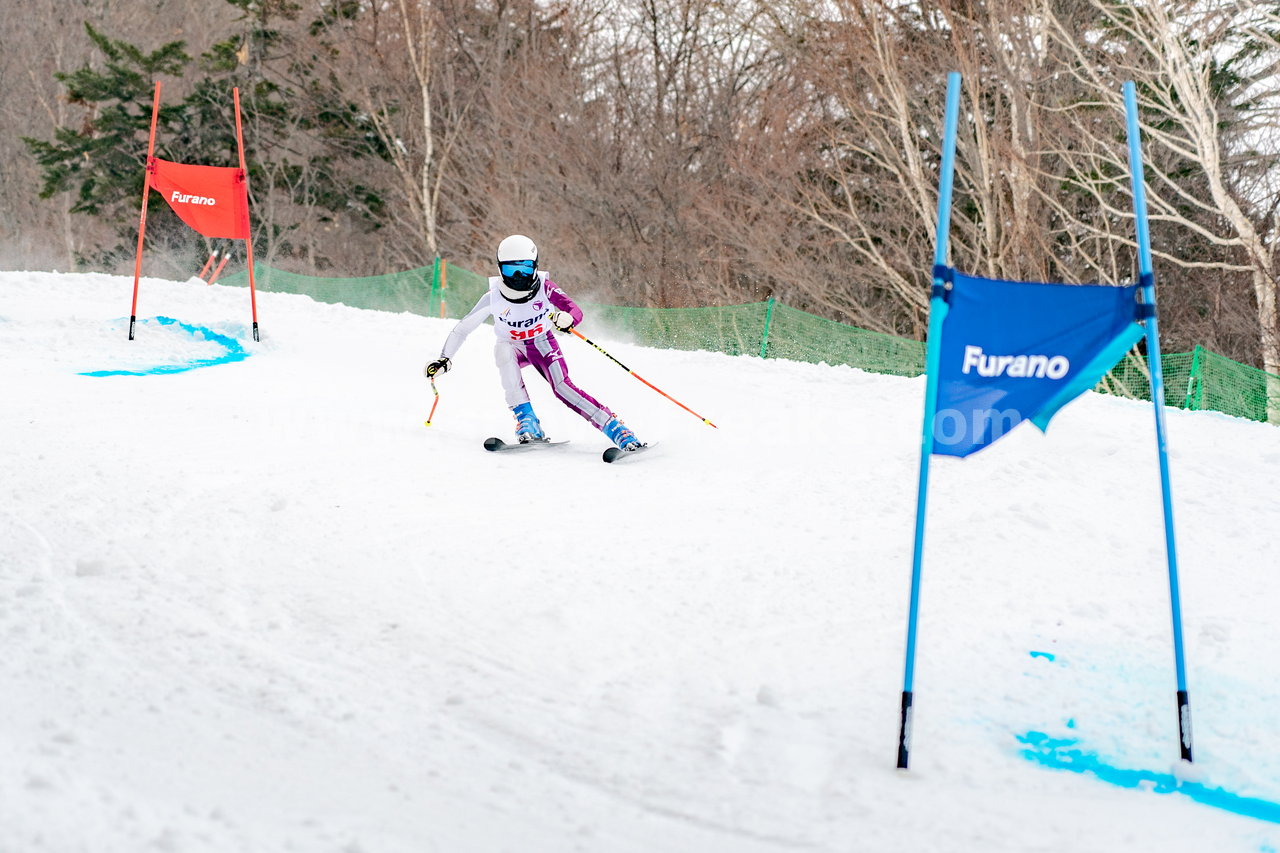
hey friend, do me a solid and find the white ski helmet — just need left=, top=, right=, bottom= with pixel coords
left=495, top=234, right=540, bottom=303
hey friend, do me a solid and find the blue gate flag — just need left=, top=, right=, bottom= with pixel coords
left=932, top=270, right=1145, bottom=457
left=898, top=75, right=1192, bottom=773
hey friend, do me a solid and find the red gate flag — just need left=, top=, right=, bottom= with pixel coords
left=130, top=82, right=259, bottom=342
left=149, top=158, right=250, bottom=239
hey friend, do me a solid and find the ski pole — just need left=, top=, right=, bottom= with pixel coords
left=424, top=376, right=440, bottom=427
left=570, top=328, right=717, bottom=428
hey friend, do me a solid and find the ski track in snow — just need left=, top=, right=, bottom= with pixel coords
left=2, top=270, right=1280, bottom=852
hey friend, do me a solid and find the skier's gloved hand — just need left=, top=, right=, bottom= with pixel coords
left=424, top=357, right=450, bottom=378
left=550, top=310, right=575, bottom=333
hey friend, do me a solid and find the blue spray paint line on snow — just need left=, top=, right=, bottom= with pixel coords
left=1019, top=731, right=1280, bottom=824
left=81, top=317, right=248, bottom=377
left=1029, top=650, right=1056, bottom=661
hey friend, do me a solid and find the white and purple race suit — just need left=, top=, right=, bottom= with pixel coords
left=439, top=273, right=616, bottom=428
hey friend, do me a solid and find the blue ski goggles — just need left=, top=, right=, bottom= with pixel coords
left=499, top=259, right=537, bottom=279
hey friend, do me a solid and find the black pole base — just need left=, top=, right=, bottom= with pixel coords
left=128, top=315, right=136, bottom=340
left=252, top=321, right=260, bottom=342
left=1178, top=690, right=1193, bottom=762
left=897, top=690, right=913, bottom=769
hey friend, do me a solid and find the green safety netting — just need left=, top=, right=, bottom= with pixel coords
left=587, top=303, right=770, bottom=357
left=1103, top=346, right=1280, bottom=423
left=219, top=260, right=493, bottom=318
left=764, top=303, right=927, bottom=377
left=1191, top=347, right=1280, bottom=422
left=220, top=264, right=436, bottom=314
left=1099, top=350, right=1195, bottom=406
left=219, top=261, right=1279, bottom=425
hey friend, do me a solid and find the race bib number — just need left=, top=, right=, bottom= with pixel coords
left=510, top=324, right=544, bottom=340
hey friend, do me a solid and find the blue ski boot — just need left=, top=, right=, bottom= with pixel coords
left=603, top=417, right=641, bottom=451
left=512, top=402, right=546, bottom=442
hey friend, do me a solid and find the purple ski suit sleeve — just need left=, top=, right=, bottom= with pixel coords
left=545, top=280, right=583, bottom=327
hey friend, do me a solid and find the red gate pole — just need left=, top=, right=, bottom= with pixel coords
left=207, top=252, right=231, bottom=285
left=233, top=87, right=260, bottom=341
left=197, top=249, right=217, bottom=280
left=128, top=81, right=162, bottom=340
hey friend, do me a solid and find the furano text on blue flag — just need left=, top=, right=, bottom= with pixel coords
left=931, top=271, right=1145, bottom=458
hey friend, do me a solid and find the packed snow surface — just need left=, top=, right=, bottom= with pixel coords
left=2, top=270, right=1279, bottom=852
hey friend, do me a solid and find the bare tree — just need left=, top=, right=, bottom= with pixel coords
left=1043, top=0, right=1280, bottom=385
left=745, top=0, right=1060, bottom=335
left=8, top=0, right=1280, bottom=402
left=309, top=0, right=473, bottom=268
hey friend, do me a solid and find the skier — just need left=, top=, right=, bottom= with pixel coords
left=424, top=234, right=644, bottom=451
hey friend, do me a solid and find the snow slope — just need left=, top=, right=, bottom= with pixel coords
left=2, top=270, right=1279, bottom=853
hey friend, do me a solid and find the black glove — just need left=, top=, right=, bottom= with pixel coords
left=424, top=356, right=450, bottom=378
left=550, top=310, right=576, bottom=333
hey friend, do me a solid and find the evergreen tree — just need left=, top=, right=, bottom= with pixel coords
left=23, top=2, right=390, bottom=274
left=22, top=24, right=194, bottom=268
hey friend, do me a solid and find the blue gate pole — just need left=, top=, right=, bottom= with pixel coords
left=1124, top=80, right=1193, bottom=763
left=898, top=70, right=961, bottom=770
